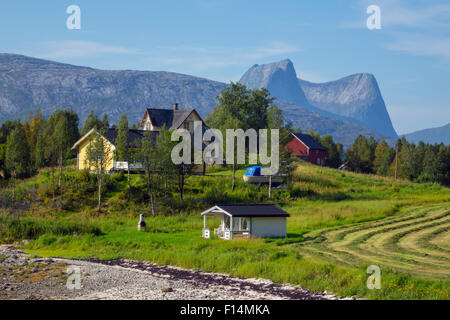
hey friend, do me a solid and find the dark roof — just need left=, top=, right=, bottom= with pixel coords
left=105, top=128, right=158, bottom=146
left=217, top=204, right=290, bottom=217
left=292, top=132, right=326, bottom=151
left=146, top=108, right=196, bottom=130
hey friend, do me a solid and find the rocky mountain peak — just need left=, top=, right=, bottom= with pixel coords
left=240, top=58, right=397, bottom=138
left=239, top=59, right=309, bottom=107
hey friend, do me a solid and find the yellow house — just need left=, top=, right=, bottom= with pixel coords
left=72, top=128, right=148, bottom=171
left=72, top=104, right=206, bottom=172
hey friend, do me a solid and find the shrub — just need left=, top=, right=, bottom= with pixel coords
left=78, top=169, right=92, bottom=183
left=0, top=192, right=11, bottom=209
left=110, top=171, right=124, bottom=184
left=0, top=216, right=102, bottom=242
left=203, top=186, right=230, bottom=205
left=289, top=184, right=317, bottom=198
left=119, top=186, right=148, bottom=203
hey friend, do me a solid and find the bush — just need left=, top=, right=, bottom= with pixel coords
left=110, top=171, right=125, bottom=184
left=118, top=186, right=148, bottom=203
left=78, top=169, right=92, bottom=183
left=289, top=184, right=317, bottom=198
left=0, top=216, right=102, bottom=242
left=0, top=192, right=11, bottom=209
left=203, top=186, right=230, bottom=205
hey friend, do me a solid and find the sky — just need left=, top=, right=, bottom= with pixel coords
left=0, top=0, right=449, bottom=134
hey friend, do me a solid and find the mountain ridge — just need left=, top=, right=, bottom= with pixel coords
left=239, top=59, right=398, bottom=139
left=403, top=123, right=450, bottom=145
left=0, top=53, right=226, bottom=123
left=0, top=53, right=395, bottom=148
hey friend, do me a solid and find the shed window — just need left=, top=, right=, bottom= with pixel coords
left=224, top=216, right=230, bottom=229
left=241, top=218, right=249, bottom=231
left=233, top=218, right=239, bottom=230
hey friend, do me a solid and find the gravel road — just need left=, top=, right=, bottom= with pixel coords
left=0, top=245, right=351, bottom=300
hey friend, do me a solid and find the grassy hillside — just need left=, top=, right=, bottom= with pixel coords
left=0, top=162, right=449, bottom=299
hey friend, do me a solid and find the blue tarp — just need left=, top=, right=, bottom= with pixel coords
left=244, top=166, right=262, bottom=177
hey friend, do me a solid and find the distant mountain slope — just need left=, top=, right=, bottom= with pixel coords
left=299, top=74, right=397, bottom=138
left=0, top=53, right=226, bottom=125
left=0, top=53, right=395, bottom=148
left=240, top=59, right=398, bottom=139
left=403, top=123, right=450, bottom=145
left=276, top=99, right=394, bottom=148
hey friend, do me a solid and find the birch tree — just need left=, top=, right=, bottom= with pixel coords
left=86, top=129, right=113, bottom=212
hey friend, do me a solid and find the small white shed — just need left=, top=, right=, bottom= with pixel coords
left=201, top=204, right=290, bottom=240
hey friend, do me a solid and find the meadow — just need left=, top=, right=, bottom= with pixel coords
left=0, top=162, right=449, bottom=299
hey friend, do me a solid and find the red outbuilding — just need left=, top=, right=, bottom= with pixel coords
left=286, top=132, right=326, bottom=166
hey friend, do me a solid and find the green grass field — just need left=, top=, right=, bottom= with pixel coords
left=1, top=163, right=449, bottom=299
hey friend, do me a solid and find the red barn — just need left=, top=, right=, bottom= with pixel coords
left=286, top=132, right=326, bottom=166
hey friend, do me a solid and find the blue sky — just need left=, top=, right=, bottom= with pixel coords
left=0, top=0, right=449, bottom=134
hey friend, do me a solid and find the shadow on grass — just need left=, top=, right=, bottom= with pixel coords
left=264, top=232, right=306, bottom=245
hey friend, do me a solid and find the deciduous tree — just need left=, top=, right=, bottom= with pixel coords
left=86, top=129, right=113, bottom=212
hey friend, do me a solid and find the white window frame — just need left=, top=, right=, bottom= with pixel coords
left=240, top=217, right=250, bottom=231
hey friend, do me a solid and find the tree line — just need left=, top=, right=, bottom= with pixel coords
left=0, top=109, right=113, bottom=202
left=0, top=83, right=448, bottom=212
left=344, top=135, right=450, bottom=186
left=0, top=83, right=292, bottom=212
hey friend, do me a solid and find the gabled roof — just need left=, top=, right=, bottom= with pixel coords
left=291, top=132, right=326, bottom=151
left=104, top=128, right=158, bottom=146
left=72, top=128, right=158, bottom=150
left=143, top=108, right=202, bottom=130
left=201, top=204, right=290, bottom=218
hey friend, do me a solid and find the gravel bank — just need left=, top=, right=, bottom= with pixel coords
left=0, top=245, right=351, bottom=300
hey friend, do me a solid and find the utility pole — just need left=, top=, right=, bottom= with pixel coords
left=394, top=142, right=399, bottom=180
left=268, top=175, right=272, bottom=199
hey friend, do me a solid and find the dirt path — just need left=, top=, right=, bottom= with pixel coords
left=0, top=245, right=350, bottom=300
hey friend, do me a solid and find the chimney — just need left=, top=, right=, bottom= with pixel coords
left=173, top=103, right=179, bottom=111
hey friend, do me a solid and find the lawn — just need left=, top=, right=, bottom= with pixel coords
left=1, top=162, right=449, bottom=299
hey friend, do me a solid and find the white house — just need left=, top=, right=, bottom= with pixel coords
left=201, top=204, right=290, bottom=240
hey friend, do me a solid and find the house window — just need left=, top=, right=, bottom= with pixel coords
left=233, top=218, right=239, bottom=230
left=227, top=217, right=250, bottom=231
left=241, top=218, right=249, bottom=231
left=224, top=216, right=230, bottom=229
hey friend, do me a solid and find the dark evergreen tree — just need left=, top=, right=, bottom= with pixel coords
left=81, top=110, right=103, bottom=136
left=345, top=135, right=376, bottom=173
left=5, top=126, right=31, bottom=202
left=116, top=114, right=131, bottom=187
left=320, top=135, right=342, bottom=168
left=102, top=113, right=110, bottom=130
